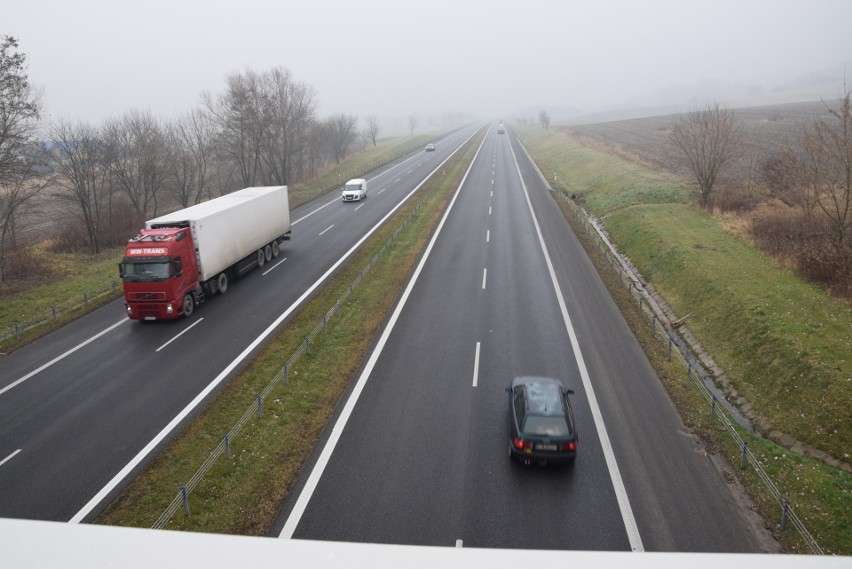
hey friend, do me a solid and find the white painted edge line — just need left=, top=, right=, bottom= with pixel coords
left=278, top=130, right=488, bottom=540
left=0, top=449, right=22, bottom=468
left=472, top=342, right=481, bottom=387
left=262, top=257, right=288, bottom=276
left=508, top=139, right=645, bottom=552
left=0, top=318, right=128, bottom=398
left=318, top=225, right=334, bottom=236
left=155, top=318, right=205, bottom=353
left=71, top=126, right=483, bottom=525
left=482, top=268, right=487, bottom=290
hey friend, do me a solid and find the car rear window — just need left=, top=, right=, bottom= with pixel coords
left=523, top=415, right=571, bottom=437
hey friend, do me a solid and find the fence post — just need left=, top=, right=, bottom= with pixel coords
left=323, top=315, right=327, bottom=335
left=780, top=499, right=790, bottom=531
left=256, top=395, right=262, bottom=418
left=225, top=434, right=232, bottom=460
left=651, top=314, right=657, bottom=335
left=181, top=486, right=190, bottom=516
left=52, top=307, right=57, bottom=320
left=83, top=292, right=88, bottom=306
left=740, top=441, right=749, bottom=469
left=337, top=300, right=341, bottom=319
left=14, top=322, right=20, bottom=340
left=305, top=336, right=310, bottom=355
left=667, top=336, right=673, bottom=361
left=710, top=396, right=717, bottom=425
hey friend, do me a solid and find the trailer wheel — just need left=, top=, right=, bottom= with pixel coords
left=264, top=244, right=273, bottom=263
left=257, top=249, right=266, bottom=268
left=182, top=293, right=195, bottom=317
left=216, top=272, right=229, bottom=294
left=272, top=240, right=280, bottom=258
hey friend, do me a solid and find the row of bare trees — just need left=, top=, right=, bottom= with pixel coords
left=0, top=36, right=367, bottom=281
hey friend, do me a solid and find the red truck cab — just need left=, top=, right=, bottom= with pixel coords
left=119, top=228, right=200, bottom=320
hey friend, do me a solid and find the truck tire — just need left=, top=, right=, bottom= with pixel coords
left=264, top=244, right=273, bottom=263
left=216, top=272, right=229, bottom=294
left=272, top=240, right=280, bottom=258
left=182, top=293, right=195, bottom=317
left=257, top=248, right=266, bottom=268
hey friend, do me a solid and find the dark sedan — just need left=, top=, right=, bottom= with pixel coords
left=506, top=376, right=578, bottom=465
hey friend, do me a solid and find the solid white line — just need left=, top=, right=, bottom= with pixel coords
left=472, top=342, right=480, bottom=387
left=318, top=225, right=334, bottom=236
left=0, top=449, right=22, bottom=468
left=72, top=126, right=484, bottom=526
left=262, top=257, right=288, bottom=276
left=155, top=318, right=205, bottom=353
left=278, top=130, right=488, bottom=540
left=0, top=318, right=128, bottom=397
left=482, top=268, right=487, bottom=290
left=508, top=141, right=644, bottom=552
left=354, top=203, right=365, bottom=211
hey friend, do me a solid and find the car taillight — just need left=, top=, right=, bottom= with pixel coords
left=512, top=437, right=532, bottom=450
left=561, top=441, right=577, bottom=451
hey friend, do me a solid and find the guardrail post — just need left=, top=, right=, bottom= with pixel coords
left=337, top=300, right=341, bottom=319
left=256, top=395, right=262, bottom=418
left=305, top=336, right=310, bottom=354
left=323, top=315, right=327, bottom=335
left=667, top=336, right=673, bottom=361
left=52, top=307, right=57, bottom=320
left=651, top=314, right=657, bottom=335
left=284, top=362, right=289, bottom=385
left=225, top=434, right=232, bottom=460
left=112, top=279, right=117, bottom=291
left=14, top=322, right=20, bottom=340
left=83, top=292, right=88, bottom=306
left=740, top=441, right=749, bottom=469
left=181, top=486, right=190, bottom=516
left=780, top=499, right=790, bottom=531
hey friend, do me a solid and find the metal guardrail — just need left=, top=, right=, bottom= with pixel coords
left=151, top=180, right=440, bottom=530
left=531, top=148, right=824, bottom=555
left=0, top=280, right=121, bottom=344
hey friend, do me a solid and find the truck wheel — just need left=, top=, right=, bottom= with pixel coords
left=257, top=249, right=266, bottom=268
left=182, top=294, right=195, bottom=317
left=264, top=244, right=273, bottom=263
left=272, top=240, right=280, bottom=258
left=216, top=272, right=229, bottom=294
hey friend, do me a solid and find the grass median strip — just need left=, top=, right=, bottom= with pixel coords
left=96, top=131, right=482, bottom=534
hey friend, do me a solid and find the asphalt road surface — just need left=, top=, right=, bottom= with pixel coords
left=272, top=126, right=775, bottom=553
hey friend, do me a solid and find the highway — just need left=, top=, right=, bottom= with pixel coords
left=272, top=128, right=774, bottom=552
left=0, top=125, right=482, bottom=522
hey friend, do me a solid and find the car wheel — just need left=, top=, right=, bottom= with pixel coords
left=182, top=293, right=195, bottom=317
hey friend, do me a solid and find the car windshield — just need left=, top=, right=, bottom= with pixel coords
left=121, top=261, right=171, bottom=282
left=345, top=184, right=361, bottom=191
left=523, top=415, right=570, bottom=437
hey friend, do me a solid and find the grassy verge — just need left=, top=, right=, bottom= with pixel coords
left=524, top=128, right=851, bottom=555
left=96, top=130, right=482, bottom=533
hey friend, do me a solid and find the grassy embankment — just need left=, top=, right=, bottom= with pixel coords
left=96, top=130, right=481, bottom=533
left=521, top=127, right=850, bottom=554
left=0, top=134, right=439, bottom=354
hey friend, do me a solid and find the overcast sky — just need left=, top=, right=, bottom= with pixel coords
left=5, top=0, right=852, bottom=127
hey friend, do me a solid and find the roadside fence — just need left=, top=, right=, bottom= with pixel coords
left=520, top=142, right=824, bottom=555
left=0, top=280, right=121, bottom=345
left=151, top=174, right=443, bottom=530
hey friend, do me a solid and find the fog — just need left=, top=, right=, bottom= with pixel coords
left=5, top=0, right=852, bottom=127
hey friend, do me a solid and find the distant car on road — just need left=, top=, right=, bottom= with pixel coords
left=506, top=376, right=578, bottom=465
left=425, top=143, right=435, bottom=151
left=342, top=178, right=367, bottom=202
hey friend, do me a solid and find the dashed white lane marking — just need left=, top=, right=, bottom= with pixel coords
left=318, top=225, right=334, bottom=236
left=0, top=449, right=22, bottom=468
left=472, top=342, right=481, bottom=387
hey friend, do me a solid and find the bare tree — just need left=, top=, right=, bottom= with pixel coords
left=50, top=119, right=112, bottom=253
left=538, top=110, right=551, bottom=130
left=800, top=89, right=852, bottom=248
left=0, top=35, right=45, bottom=281
left=365, top=115, right=379, bottom=147
left=104, top=109, right=171, bottom=218
left=167, top=108, right=216, bottom=207
left=669, top=102, right=742, bottom=208
left=326, top=113, right=359, bottom=164
left=408, top=113, right=418, bottom=135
